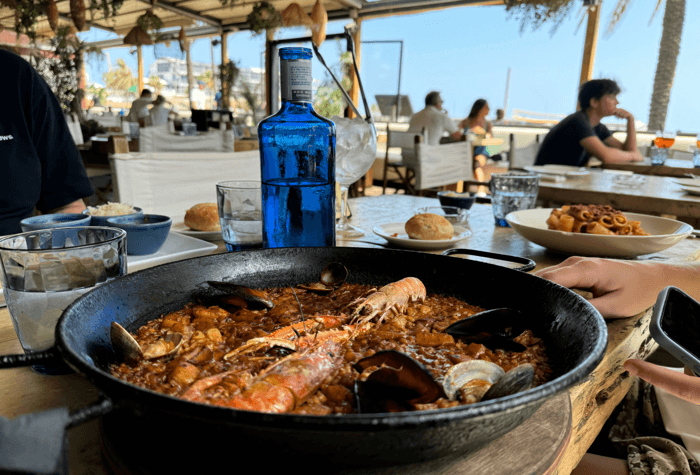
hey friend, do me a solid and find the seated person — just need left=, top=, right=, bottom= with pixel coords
left=459, top=99, right=493, bottom=184
left=535, top=79, right=643, bottom=167
left=125, top=89, right=153, bottom=123
left=149, top=95, right=175, bottom=126
left=0, top=49, right=93, bottom=235
left=407, top=91, right=461, bottom=146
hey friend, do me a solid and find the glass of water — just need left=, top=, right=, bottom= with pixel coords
left=0, top=227, right=127, bottom=375
left=490, top=171, right=540, bottom=227
left=216, top=181, right=262, bottom=252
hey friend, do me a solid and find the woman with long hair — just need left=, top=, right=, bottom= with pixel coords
left=459, top=99, right=492, bottom=191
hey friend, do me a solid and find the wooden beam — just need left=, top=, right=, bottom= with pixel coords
left=137, top=45, right=144, bottom=93
left=579, top=4, right=601, bottom=87
left=186, top=39, right=194, bottom=110
left=221, top=31, right=229, bottom=109
left=135, top=0, right=222, bottom=28
left=359, top=0, right=502, bottom=20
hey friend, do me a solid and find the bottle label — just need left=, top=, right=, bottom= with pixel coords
left=281, top=58, right=312, bottom=102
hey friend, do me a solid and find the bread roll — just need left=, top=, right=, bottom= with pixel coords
left=405, top=213, right=453, bottom=240
left=185, top=203, right=221, bottom=231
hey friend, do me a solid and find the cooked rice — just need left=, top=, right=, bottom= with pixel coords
left=86, top=202, right=137, bottom=216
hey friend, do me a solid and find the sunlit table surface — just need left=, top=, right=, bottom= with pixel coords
left=3, top=194, right=700, bottom=474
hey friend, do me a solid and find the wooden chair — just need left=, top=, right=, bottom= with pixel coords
left=108, top=150, right=259, bottom=221
left=381, top=128, right=422, bottom=194
left=507, top=133, right=541, bottom=171
left=405, top=139, right=474, bottom=192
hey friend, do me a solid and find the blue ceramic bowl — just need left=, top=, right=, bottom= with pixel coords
left=437, top=191, right=477, bottom=211
left=20, top=213, right=92, bottom=232
left=105, top=214, right=171, bottom=256
left=83, top=206, right=143, bottom=227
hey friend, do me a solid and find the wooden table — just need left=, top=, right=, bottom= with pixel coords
left=536, top=169, right=700, bottom=223
left=602, top=158, right=698, bottom=177
left=4, top=195, right=700, bottom=474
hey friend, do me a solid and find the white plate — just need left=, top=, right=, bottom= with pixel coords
left=524, top=165, right=590, bottom=177
left=172, top=222, right=222, bottom=241
left=373, top=222, right=472, bottom=250
left=127, top=232, right=218, bottom=273
left=674, top=178, right=700, bottom=187
left=681, top=185, right=700, bottom=196
left=506, top=208, right=692, bottom=258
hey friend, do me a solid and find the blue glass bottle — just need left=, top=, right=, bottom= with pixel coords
left=258, top=47, right=336, bottom=248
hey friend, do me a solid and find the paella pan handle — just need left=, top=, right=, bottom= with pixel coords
left=0, top=397, right=114, bottom=473
left=0, top=346, right=61, bottom=368
left=441, top=249, right=536, bottom=272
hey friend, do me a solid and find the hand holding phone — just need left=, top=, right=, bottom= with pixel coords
left=650, top=286, right=700, bottom=377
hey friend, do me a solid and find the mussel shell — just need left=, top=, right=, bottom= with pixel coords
left=481, top=364, right=534, bottom=402
left=442, top=360, right=505, bottom=401
left=110, top=321, right=143, bottom=363
left=319, top=262, right=348, bottom=288
left=445, top=308, right=528, bottom=352
left=206, top=281, right=274, bottom=309
left=353, top=350, right=446, bottom=412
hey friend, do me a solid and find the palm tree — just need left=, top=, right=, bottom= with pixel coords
left=103, top=59, right=136, bottom=92
left=507, top=0, right=686, bottom=131
left=646, top=0, right=685, bottom=132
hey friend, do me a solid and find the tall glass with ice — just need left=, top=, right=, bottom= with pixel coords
left=0, top=227, right=126, bottom=375
left=333, top=116, right=377, bottom=238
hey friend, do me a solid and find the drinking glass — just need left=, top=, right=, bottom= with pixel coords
left=333, top=116, right=378, bottom=238
left=0, top=227, right=127, bottom=375
left=650, top=146, right=668, bottom=166
left=216, top=181, right=262, bottom=252
left=490, top=171, right=540, bottom=227
left=654, top=130, right=676, bottom=149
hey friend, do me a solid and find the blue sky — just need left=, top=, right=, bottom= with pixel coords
left=80, top=1, right=700, bottom=134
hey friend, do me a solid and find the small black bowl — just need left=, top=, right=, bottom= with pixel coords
left=437, top=191, right=477, bottom=210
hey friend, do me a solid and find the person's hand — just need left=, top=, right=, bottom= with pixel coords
left=629, top=150, right=645, bottom=162
left=614, top=108, right=634, bottom=121
left=624, top=359, right=700, bottom=404
left=535, top=257, right=694, bottom=318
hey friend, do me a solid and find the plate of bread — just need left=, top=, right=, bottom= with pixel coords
left=373, top=213, right=472, bottom=250
left=173, top=203, right=222, bottom=241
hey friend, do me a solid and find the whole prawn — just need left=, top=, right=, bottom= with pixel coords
left=348, top=277, right=426, bottom=325
left=182, top=339, right=345, bottom=413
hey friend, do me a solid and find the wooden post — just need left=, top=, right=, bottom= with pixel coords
left=186, top=39, right=194, bottom=111
left=221, top=31, right=229, bottom=110
left=137, top=45, right=144, bottom=93
left=349, top=19, right=362, bottom=120
left=265, top=38, right=273, bottom=116
left=578, top=4, right=601, bottom=106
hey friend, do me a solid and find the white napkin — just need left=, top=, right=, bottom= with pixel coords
left=655, top=367, right=700, bottom=463
left=537, top=174, right=566, bottom=183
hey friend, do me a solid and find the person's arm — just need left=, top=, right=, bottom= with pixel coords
left=571, top=453, right=629, bottom=475
left=580, top=135, right=643, bottom=164
left=605, top=108, right=638, bottom=152
left=535, top=257, right=700, bottom=318
left=49, top=199, right=86, bottom=214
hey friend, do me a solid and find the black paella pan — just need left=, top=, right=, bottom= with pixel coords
left=1, top=247, right=607, bottom=471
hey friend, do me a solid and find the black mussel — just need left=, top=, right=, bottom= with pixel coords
left=481, top=364, right=534, bottom=402
left=445, top=308, right=528, bottom=352
left=297, top=263, right=348, bottom=295
left=206, top=281, right=274, bottom=309
left=353, top=350, right=446, bottom=413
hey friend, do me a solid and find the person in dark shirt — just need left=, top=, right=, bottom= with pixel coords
left=0, top=49, right=93, bottom=236
left=535, top=79, right=643, bottom=167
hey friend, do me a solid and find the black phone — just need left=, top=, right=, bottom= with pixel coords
left=650, top=286, right=700, bottom=376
